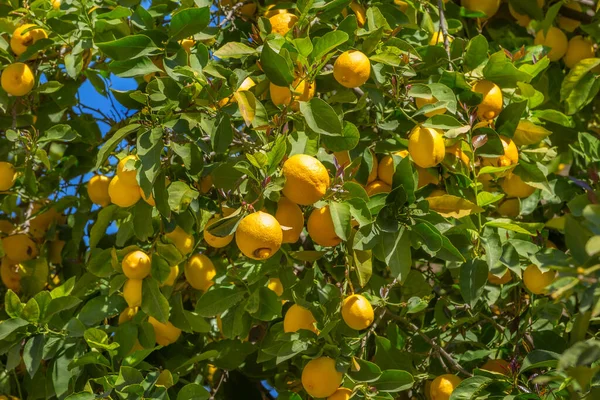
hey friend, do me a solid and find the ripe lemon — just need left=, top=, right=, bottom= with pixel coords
left=395, top=0, right=408, bottom=12
left=328, top=387, right=352, bottom=400
left=10, top=24, right=48, bottom=56
left=481, top=136, right=519, bottom=174
left=87, top=175, right=111, bottom=207
left=235, top=211, right=283, bottom=260
left=117, top=155, right=139, bottom=186
left=416, top=95, right=447, bottom=116
left=122, top=250, right=152, bottom=280
left=349, top=1, right=366, bottom=27
left=301, top=357, right=343, bottom=398
left=2, top=234, right=38, bottom=263
left=282, top=154, right=330, bottom=205
left=429, top=32, right=453, bottom=46
left=0, top=162, right=16, bottom=191
left=472, top=80, right=503, bottom=120
left=481, top=359, right=510, bottom=374
left=148, top=316, right=182, bottom=346
left=408, top=126, right=445, bottom=169
left=180, top=38, right=195, bottom=53
left=29, top=205, right=61, bottom=239
left=49, top=240, right=65, bottom=264
left=563, top=36, right=595, bottom=69
left=488, top=270, right=511, bottom=285
left=0, top=220, right=14, bottom=234
left=509, top=0, right=544, bottom=26
left=219, top=77, right=255, bottom=107
left=378, top=150, right=408, bottom=186
left=108, top=175, right=141, bottom=207
left=1, top=63, right=35, bottom=97
left=162, top=265, right=179, bottom=287
left=52, top=0, right=61, bottom=9
left=534, top=27, right=568, bottom=62
left=269, top=12, right=298, bottom=35
left=1, top=258, right=21, bottom=292
left=204, top=216, right=234, bottom=248
left=430, top=374, right=462, bottom=400
left=123, top=279, right=142, bottom=307
left=333, top=50, right=371, bottom=88
left=185, top=254, right=216, bottom=291
left=365, top=180, right=391, bottom=196
left=268, top=277, right=284, bottom=296
left=445, top=144, right=470, bottom=168
left=275, top=197, right=304, bottom=243
left=461, top=0, right=500, bottom=19
left=497, top=198, right=520, bottom=217
left=284, top=304, right=318, bottom=333
left=270, top=78, right=316, bottom=110
left=342, top=294, right=374, bottom=330
left=118, top=306, right=139, bottom=325
left=307, top=206, right=342, bottom=247
left=500, top=172, right=535, bottom=198
left=165, top=226, right=195, bottom=255
left=558, top=2, right=582, bottom=32
left=523, top=264, right=556, bottom=294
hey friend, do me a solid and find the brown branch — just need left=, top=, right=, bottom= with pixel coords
left=437, top=0, right=453, bottom=70
left=559, top=5, right=595, bottom=24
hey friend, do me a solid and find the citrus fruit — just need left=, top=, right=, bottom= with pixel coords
left=0, top=162, right=16, bottom=191
left=108, top=175, right=141, bottom=207
left=204, top=216, right=234, bottom=248
left=180, top=38, right=195, bottom=53
left=122, top=250, right=151, bottom=280
left=395, top=0, right=408, bottom=12
left=509, top=0, right=544, bottom=26
left=349, top=1, right=366, bottom=27
left=333, top=50, right=371, bottom=88
left=0, top=220, right=14, bottom=234
left=445, top=144, right=470, bottom=168
left=1, top=258, right=21, bottom=292
left=123, top=279, right=142, bottom=307
left=301, top=357, right=343, bottom=398
left=430, top=374, right=462, bottom=400
left=284, top=304, right=318, bottom=333
left=268, top=277, right=284, bottom=296
left=334, top=151, right=351, bottom=167
left=87, top=175, right=111, bottom=207
left=473, top=80, right=503, bottom=120
left=10, top=24, right=48, bottom=56
left=378, top=150, right=408, bottom=186
left=199, top=175, right=213, bottom=193
left=534, top=26, right=568, bottom=62
left=416, top=95, right=447, bottom=116
left=497, top=198, right=520, bottom=217
left=185, top=254, right=216, bottom=291
left=558, top=2, right=582, bottom=32
left=429, top=31, right=453, bottom=46
left=342, top=294, right=374, bottom=330
left=461, top=0, right=500, bottom=19
left=488, top=270, right=512, bottom=285
left=52, top=0, right=61, bottom=9
left=408, top=126, right=445, bottom=168
left=481, top=359, right=510, bottom=374
left=500, top=172, right=535, bottom=198
left=275, top=197, right=304, bottom=243
left=523, top=264, right=556, bottom=294
left=270, top=78, right=316, bottom=110
left=219, top=77, right=256, bottom=107
left=480, top=136, right=519, bottom=174
left=563, top=35, right=595, bottom=69
left=162, top=265, right=179, bottom=287
left=307, top=205, right=342, bottom=247
left=365, top=180, right=391, bottom=196
left=2, top=234, right=38, bottom=263
left=118, top=306, right=139, bottom=325
left=269, top=12, right=297, bottom=35
left=328, top=387, right=353, bottom=400
left=148, top=316, right=182, bottom=346
left=282, top=154, right=330, bottom=205
left=1, top=63, right=35, bottom=96
left=49, top=240, right=65, bottom=264
left=29, top=205, right=62, bottom=239
left=165, top=226, right=195, bottom=255
left=117, top=155, right=139, bottom=186
left=235, top=211, right=283, bottom=260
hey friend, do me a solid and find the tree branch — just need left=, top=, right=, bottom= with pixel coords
left=559, top=4, right=595, bottom=24
left=437, top=0, right=453, bottom=70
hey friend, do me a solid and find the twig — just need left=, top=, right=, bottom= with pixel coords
left=210, top=370, right=227, bottom=399
left=559, top=4, right=595, bottom=23
left=437, top=0, right=452, bottom=70
left=219, top=2, right=245, bottom=27
left=574, top=0, right=596, bottom=7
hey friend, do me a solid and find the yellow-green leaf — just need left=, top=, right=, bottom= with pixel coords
left=512, top=120, right=552, bottom=146
left=426, top=195, right=484, bottom=218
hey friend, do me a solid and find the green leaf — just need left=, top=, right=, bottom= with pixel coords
left=23, top=335, right=44, bottom=378
left=137, top=127, right=163, bottom=197
left=485, top=219, right=544, bottom=236
left=372, top=370, right=414, bottom=392
left=482, top=51, right=532, bottom=87
left=321, top=121, right=360, bottom=151
left=0, top=318, right=29, bottom=340
left=495, top=100, right=528, bottom=138
left=378, top=228, right=412, bottom=283
left=167, top=181, right=199, bottom=213
left=110, top=57, right=163, bottom=78
left=312, top=30, right=349, bottom=60
left=520, top=349, right=560, bottom=373
left=195, top=287, right=247, bottom=317
left=251, top=287, right=282, bottom=321
left=260, top=42, right=294, bottom=86
left=353, top=249, right=373, bottom=287
left=5, top=290, right=23, bottom=318
left=329, top=202, right=351, bottom=241
left=96, top=35, right=158, bottom=61
left=460, top=259, right=488, bottom=308
left=212, top=113, right=234, bottom=154
left=449, top=376, right=493, bottom=400
left=44, top=296, right=81, bottom=321
left=169, top=7, right=210, bottom=41
left=214, top=42, right=258, bottom=59
left=560, top=58, right=600, bottom=115
left=78, top=295, right=126, bottom=326
left=299, top=98, right=342, bottom=136
left=348, top=358, right=382, bottom=382
left=95, top=124, right=141, bottom=169
left=177, top=384, right=210, bottom=400
left=141, top=277, right=170, bottom=323
left=464, top=35, right=489, bottom=71
left=89, top=205, right=118, bottom=250
left=21, top=298, right=40, bottom=322
left=39, top=124, right=80, bottom=143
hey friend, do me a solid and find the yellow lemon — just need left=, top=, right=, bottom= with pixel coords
left=267, top=277, right=284, bottom=296
left=523, top=264, right=556, bottom=294
left=123, top=279, right=142, bottom=308
left=179, top=38, right=195, bottom=53
left=108, top=175, right=141, bottom=207
left=509, top=0, right=544, bottom=26
left=235, top=211, right=283, bottom=260
left=275, top=197, right=304, bottom=243
left=0, top=162, right=16, bottom=191
left=500, top=172, right=535, bottom=198
left=148, top=316, right=182, bottom=346
left=333, top=50, right=371, bottom=88
left=282, top=154, right=330, bottom=205
left=534, top=27, right=568, bottom=62
left=461, top=0, right=500, bottom=19
left=365, top=180, right=391, bottom=196
left=269, top=12, right=298, bottom=35
left=558, top=2, right=582, bottom=32
left=284, top=304, right=318, bottom=333
left=49, top=240, right=65, bottom=264
left=497, top=198, right=520, bottom=217
left=429, top=31, right=453, bottom=46
left=1, top=63, right=35, bottom=96
left=270, top=78, right=316, bottom=110
left=165, top=226, right=195, bottom=255
left=10, top=24, right=48, bottom=56
left=342, top=294, right=374, bottom=330
left=445, top=144, right=470, bottom=168
left=488, top=270, right=512, bottom=285
left=301, top=357, right=343, bottom=398
left=118, top=306, right=139, bottom=325
left=219, top=77, right=256, bottom=107
left=87, top=175, right=111, bottom=207
left=1, top=258, right=21, bottom=292
left=185, top=254, right=216, bottom=291
left=29, top=205, right=61, bottom=239
left=122, top=250, right=151, bottom=280
left=481, top=359, right=510, bottom=374
left=117, top=155, right=138, bottom=186
left=563, top=35, right=595, bottom=69
left=328, top=387, right=353, bottom=400
left=349, top=1, right=366, bottom=27
left=0, top=220, right=14, bottom=234
left=430, top=374, right=462, bottom=400
left=204, top=217, right=234, bottom=248
left=52, top=0, right=61, bottom=9
left=408, top=126, right=445, bottom=168
left=481, top=136, right=519, bottom=174
left=162, top=265, right=179, bottom=287
left=473, top=80, right=503, bottom=120
left=378, top=150, right=408, bottom=186
left=307, top=206, right=342, bottom=247
left=416, top=95, right=447, bottom=116
left=2, top=234, right=38, bottom=263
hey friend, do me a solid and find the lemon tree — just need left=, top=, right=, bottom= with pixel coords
left=1, top=1, right=600, bottom=399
